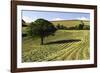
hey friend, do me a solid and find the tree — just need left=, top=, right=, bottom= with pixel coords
left=56, top=24, right=61, bottom=29
left=78, top=20, right=84, bottom=30
left=29, top=18, right=57, bottom=45
left=22, top=19, right=27, bottom=37
left=56, top=24, right=67, bottom=30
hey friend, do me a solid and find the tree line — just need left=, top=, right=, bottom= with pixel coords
left=56, top=21, right=90, bottom=30
left=22, top=19, right=90, bottom=45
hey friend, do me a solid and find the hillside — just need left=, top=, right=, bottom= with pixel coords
left=22, top=20, right=90, bottom=34
left=51, top=20, right=90, bottom=27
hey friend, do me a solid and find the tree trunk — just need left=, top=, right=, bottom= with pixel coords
left=40, top=36, right=44, bottom=45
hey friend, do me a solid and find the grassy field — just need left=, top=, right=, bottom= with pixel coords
left=22, top=20, right=90, bottom=34
left=22, top=30, right=90, bottom=62
left=51, top=20, right=90, bottom=27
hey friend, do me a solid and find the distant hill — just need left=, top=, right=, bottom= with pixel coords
left=51, top=20, right=90, bottom=27
left=22, top=19, right=90, bottom=36
left=22, top=19, right=90, bottom=28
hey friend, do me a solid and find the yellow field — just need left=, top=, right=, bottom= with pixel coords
left=51, top=20, right=89, bottom=27
left=22, top=30, right=90, bottom=62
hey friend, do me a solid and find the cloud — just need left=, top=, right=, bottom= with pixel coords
left=52, top=18, right=65, bottom=21
left=22, top=16, right=33, bottom=23
left=76, top=17, right=89, bottom=20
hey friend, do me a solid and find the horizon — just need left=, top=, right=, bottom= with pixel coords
left=22, top=10, right=90, bottom=23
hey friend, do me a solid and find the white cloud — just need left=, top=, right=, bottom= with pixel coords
left=52, top=18, right=65, bottom=21
left=22, top=16, right=33, bottom=23
left=76, top=17, right=89, bottom=20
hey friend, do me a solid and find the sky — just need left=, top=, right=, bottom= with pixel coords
left=22, top=10, right=90, bottom=23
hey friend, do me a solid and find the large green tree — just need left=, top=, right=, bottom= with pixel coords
left=29, top=18, right=57, bottom=45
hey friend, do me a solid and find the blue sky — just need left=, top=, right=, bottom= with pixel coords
left=22, top=10, right=90, bottom=22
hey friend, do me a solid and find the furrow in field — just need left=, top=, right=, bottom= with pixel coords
left=27, top=42, right=74, bottom=61
left=72, top=43, right=86, bottom=60
left=75, top=48, right=82, bottom=59
left=22, top=30, right=90, bottom=62
left=82, top=45, right=89, bottom=59
left=56, top=48, right=79, bottom=60
left=75, top=37, right=89, bottom=60
left=47, top=40, right=74, bottom=50
left=65, top=47, right=81, bottom=60
left=48, top=42, right=74, bottom=53
left=46, top=43, right=79, bottom=60
left=45, top=42, right=76, bottom=61
left=59, top=42, right=82, bottom=60
left=82, top=37, right=89, bottom=59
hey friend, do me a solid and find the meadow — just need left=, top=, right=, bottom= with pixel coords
left=51, top=20, right=89, bottom=27
left=22, top=30, right=90, bottom=62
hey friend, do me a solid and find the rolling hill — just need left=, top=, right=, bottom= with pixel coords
left=22, top=19, right=90, bottom=34
left=51, top=20, right=90, bottom=27
left=22, top=19, right=90, bottom=62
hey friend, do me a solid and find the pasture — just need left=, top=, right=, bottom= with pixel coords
left=51, top=20, right=89, bottom=27
left=22, top=30, right=90, bottom=62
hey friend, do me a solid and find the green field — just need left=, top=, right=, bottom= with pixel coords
left=22, top=20, right=90, bottom=34
left=22, top=30, right=90, bottom=62
left=51, top=20, right=89, bottom=27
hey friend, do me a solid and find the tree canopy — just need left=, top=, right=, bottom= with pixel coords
left=29, top=18, right=57, bottom=45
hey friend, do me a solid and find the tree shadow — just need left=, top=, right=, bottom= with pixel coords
left=45, top=39, right=81, bottom=45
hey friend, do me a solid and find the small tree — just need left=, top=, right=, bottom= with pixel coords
left=56, top=24, right=61, bottom=29
left=78, top=20, right=84, bottom=30
left=29, top=18, right=57, bottom=45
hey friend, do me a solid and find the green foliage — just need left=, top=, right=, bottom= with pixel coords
left=56, top=20, right=89, bottom=30
left=56, top=24, right=67, bottom=29
left=56, top=24, right=61, bottom=29
left=28, top=18, right=57, bottom=45
left=22, top=20, right=90, bottom=38
left=78, top=21, right=84, bottom=30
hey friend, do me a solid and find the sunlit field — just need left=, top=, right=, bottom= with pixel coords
left=22, top=30, right=90, bottom=62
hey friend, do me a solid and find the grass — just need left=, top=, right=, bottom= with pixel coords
left=51, top=20, right=90, bottom=27
left=22, top=30, right=90, bottom=62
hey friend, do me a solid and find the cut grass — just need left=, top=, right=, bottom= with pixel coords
left=22, top=30, right=90, bottom=62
